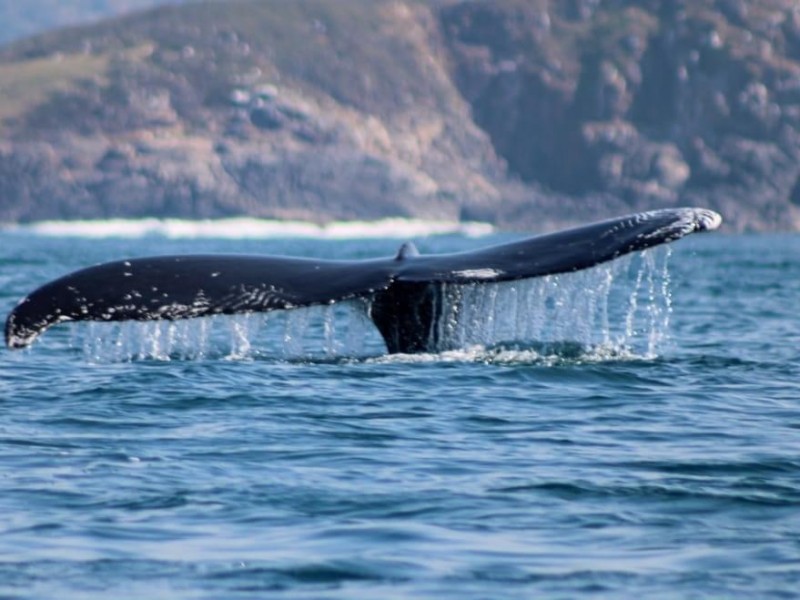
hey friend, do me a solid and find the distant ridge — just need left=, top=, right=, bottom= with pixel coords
left=1, top=0, right=800, bottom=231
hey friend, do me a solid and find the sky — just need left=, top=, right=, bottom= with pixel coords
left=0, top=0, right=188, bottom=46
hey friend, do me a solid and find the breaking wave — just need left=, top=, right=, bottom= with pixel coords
left=4, top=217, right=494, bottom=240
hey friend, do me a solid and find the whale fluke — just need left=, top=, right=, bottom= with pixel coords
left=5, top=207, right=721, bottom=353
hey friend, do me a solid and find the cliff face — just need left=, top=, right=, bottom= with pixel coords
left=1, top=0, right=800, bottom=231
left=441, top=0, right=800, bottom=229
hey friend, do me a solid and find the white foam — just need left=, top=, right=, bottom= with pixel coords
left=5, top=217, right=494, bottom=240
left=366, top=343, right=649, bottom=366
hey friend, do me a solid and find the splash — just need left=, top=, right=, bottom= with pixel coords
left=72, top=248, right=672, bottom=362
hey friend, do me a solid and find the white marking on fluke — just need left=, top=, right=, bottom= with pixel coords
left=643, top=207, right=722, bottom=240
left=452, top=268, right=503, bottom=280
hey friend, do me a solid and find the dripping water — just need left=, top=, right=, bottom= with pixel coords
left=72, top=248, right=672, bottom=362
left=77, top=300, right=382, bottom=362
left=431, top=247, right=672, bottom=359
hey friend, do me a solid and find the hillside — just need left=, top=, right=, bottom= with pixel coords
left=2, top=0, right=800, bottom=231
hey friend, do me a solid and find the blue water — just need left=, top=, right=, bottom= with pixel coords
left=1, top=232, right=799, bottom=598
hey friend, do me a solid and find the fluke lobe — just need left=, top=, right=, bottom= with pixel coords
left=5, top=208, right=721, bottom=354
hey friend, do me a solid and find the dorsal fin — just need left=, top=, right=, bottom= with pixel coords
left=395, top=242, right=420, bottom=261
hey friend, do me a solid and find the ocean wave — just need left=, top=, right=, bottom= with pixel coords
left=3, top=217, right=494, bottom=240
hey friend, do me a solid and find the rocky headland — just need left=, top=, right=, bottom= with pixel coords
left=2, top=0, right=800, bottom=231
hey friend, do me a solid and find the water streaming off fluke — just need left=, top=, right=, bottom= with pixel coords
left=429, top=247, right=671, bottom=360
left=71, top=248, right=672, bottom=363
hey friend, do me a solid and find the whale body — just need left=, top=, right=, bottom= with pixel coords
left=4, top=208, right=721, bottom=354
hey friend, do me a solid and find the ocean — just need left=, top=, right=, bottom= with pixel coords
left=1, top=222, right=799, bottom=598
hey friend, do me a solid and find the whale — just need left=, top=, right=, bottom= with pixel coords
left=4, top=207, right=721, bottom=354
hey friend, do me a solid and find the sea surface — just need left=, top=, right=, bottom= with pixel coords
left=0, top=225, right=799, bottom=599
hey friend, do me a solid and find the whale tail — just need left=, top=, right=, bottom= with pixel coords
left=5, top=208, right=721, bottom=353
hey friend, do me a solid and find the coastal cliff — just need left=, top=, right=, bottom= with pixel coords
left=2, top=0, right=800, bottom=231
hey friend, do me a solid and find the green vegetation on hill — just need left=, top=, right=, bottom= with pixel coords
left=0, top=52, right=109, bottom=122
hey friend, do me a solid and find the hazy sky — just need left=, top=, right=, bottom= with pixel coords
left=0, top=0, right=189, bottom=45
